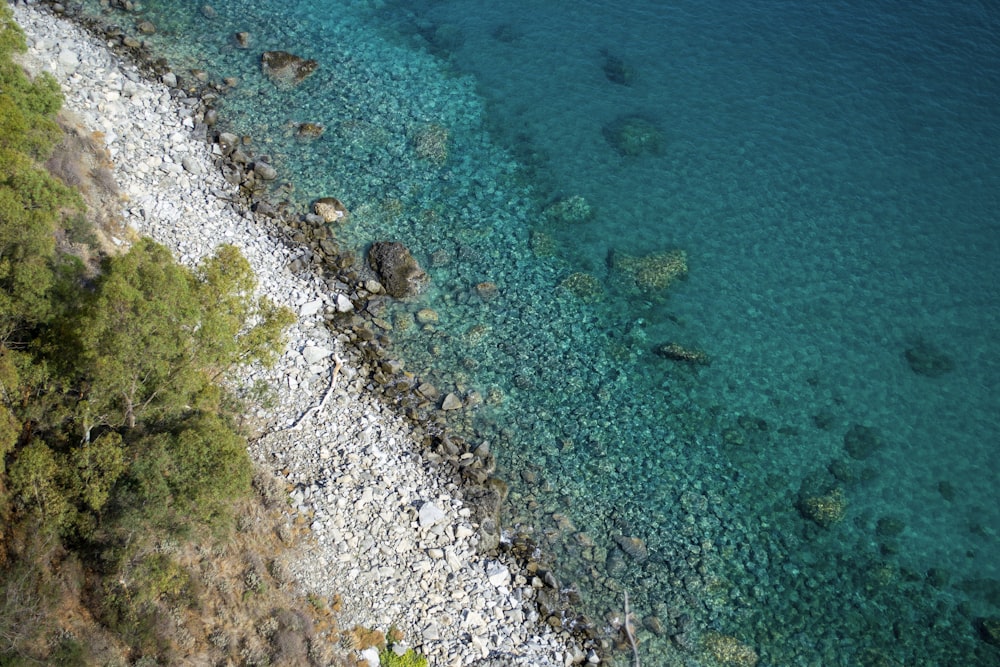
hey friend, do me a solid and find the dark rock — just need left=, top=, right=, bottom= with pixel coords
left=926, top=568, right=950, bottom=588
left=600, top=48, right=636, bottom=85
left=843, top=423, right=883, bottom=459
left=136, top=20, right=156, bottom=34
left=937, top=480, right=956, bottom=501
left=605, top=550, right=627, bottom=578
left=217, top=132, right=239, bottom=155
left=261, top=50, right=318, bottom=85
left=367, top=241, right=429, bottom=299
left=464, top=477, right=507, bottom=554
left=977, top=617, right=1000, bottom=647
left=812, top=409, right=836, bottom=430
left=492, top=23, right=517, bottom=43
left=875, top=517, right=905, bottom=538
left=643, top=615, right=666, bottom=636
left=905, top=339, right=954, bottom=377
left=252, top=161, right=278, bottom=180
left=603, top=114, right=663, bottom=156
left=654, top=342, right=708, bottom=364
left=200, top=4, right=216, bottom=19
left=234, top=32, right=251, bottom=48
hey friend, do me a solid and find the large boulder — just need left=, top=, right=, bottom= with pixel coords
left=367, top=241, right=429, bottom=299
left=261, top=51, right=318, bottom=85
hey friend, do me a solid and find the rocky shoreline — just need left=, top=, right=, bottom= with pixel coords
left=10, top=2, right=601, bottom=664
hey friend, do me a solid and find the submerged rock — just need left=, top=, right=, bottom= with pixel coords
left=654, top=342, right=708, bottom=364
left=261, top=50, right=318, bottom=85
left=603, top=114, right=663, bottom=156
left=702, top=632, right=759, bottom=667
left=368, top=241, right=429, bottom=299
left=904, top=338, right=954, bottom=377
left=543, top=195, right=593, bottom=224
left=559, top=272, right=602, bottom=301
left=977, top=617, right=1000, bottom=647
left=297, top=121, right=325, bottom=139
left=312, top=197, right=348, bottom=223
left=798, top=487, right=847, bottom=527
left=843, top=423, right=883, bottom=460
left=600, top=48, right=636, bottom=85
left=614, top=534, right=649, bottom=562
left=609, top=248, right=687, bottom=292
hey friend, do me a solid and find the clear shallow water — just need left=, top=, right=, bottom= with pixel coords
left=73, top=0, right=999, bottom=663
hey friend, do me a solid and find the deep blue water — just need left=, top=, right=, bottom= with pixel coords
left=73, top=0, right=1000, bottom=663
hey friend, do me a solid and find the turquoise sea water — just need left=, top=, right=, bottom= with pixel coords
left=72, top=0, right=999, bottom=663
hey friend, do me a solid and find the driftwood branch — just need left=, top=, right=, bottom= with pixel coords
left=624, top=590, right=640, bottom=667
left=272, top=353, right=343, bottom=434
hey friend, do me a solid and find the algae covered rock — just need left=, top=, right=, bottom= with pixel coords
left=654, top=342, right=709, bottom=365
left=798, top=487, right=847, bottom=527
left=702, top=632, right=759, bottom=667
left=367, top=241, right=429, bottom=299
left=603, top=114, right=663, bottom=156
left=610, top=248, right=687, bottom=292
left=312, top=197, right=348, bottom=223
left=543, top=195, right=593, bottom=224
left=412, top=124, right=449, bottom=164
left=261, top=50, right=318, bottom=85
left=559, top=272, right=602, bottom=301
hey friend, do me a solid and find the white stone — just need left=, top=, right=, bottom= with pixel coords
left=335, top=292, right=354, bottom=313
left=180, top=155, right=203, bottom=174
left=418, top=501, right=446, bottom=528
left=359, top=647, right=379, bottom=667
left=299, top=299, right=323, bottom=317
left=302, top=346, right=331, bottom=364
left=486, top=562, right=511, bottom=588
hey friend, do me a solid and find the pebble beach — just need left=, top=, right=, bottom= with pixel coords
left=9, top=2, right=597, bottom=664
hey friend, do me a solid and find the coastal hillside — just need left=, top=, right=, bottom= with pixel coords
left=0, top=6, right=354, bottom=664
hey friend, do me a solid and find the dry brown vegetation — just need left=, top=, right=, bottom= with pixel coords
left=3, top=466, right=354, bottom=666
left=46, top=111, right=132, bottom=270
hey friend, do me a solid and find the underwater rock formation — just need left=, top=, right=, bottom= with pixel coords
left=367, top=241, right=429, bottom=299
left=904, top=338, right=954, bottom=377
left=543, top=195, right=593, bottom=224
left=312, top=197, right=348, bottom=223
left=600, top=48, right=636, bottom=85
left=609, top=248, right=687, bottom=292
left=559, top=272, right=602, bottom=301
left=798, top=487, right=847, bottom=527
left=843, top=423, right=883, bottom=460
left=654, top=342, right=709, bottom=364
left=260, top=50, right=318, bottom=85
left=603, top=114, right=663, bottom=156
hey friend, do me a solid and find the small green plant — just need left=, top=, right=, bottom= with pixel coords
left=379, top=647, right=428, bottom=667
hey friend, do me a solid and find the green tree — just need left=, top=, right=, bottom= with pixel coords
left=0, top=5, right=80, bottom=343
left=68, top=239, right=291, bottom=433
left=7, top=440, right=71, bottom=530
